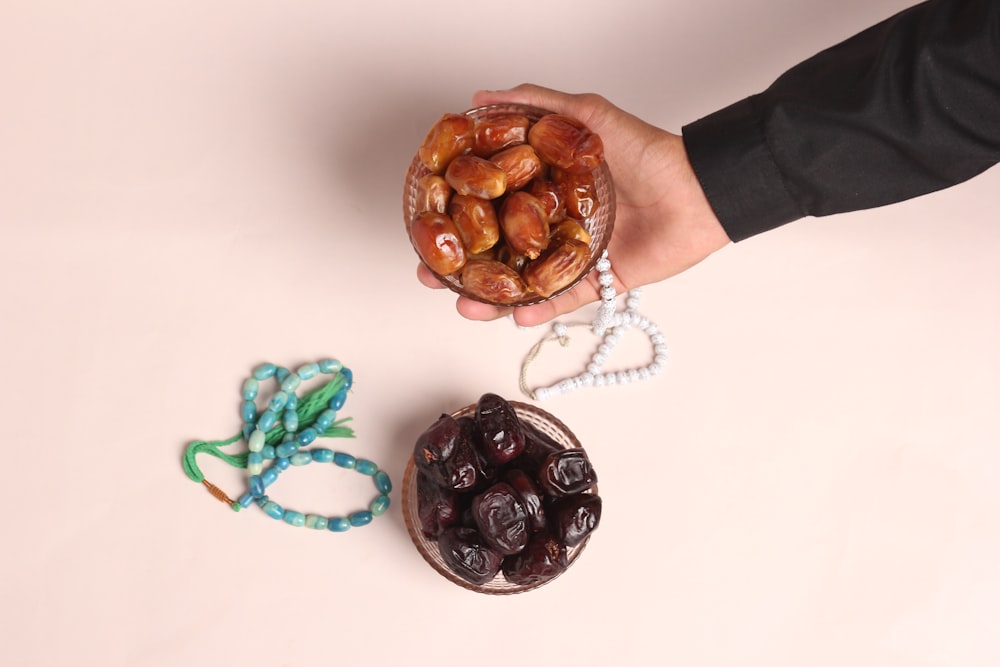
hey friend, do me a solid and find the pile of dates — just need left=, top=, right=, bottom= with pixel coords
left=409, top=109, right=606, bottom=303
left=413, top=393, right=602, bottom=586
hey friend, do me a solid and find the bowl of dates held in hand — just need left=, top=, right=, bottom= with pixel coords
left=401, top=393, right=602, bottom=594
left=402, top=104, right=615, bottom=307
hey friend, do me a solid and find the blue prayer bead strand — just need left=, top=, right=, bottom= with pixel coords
left=235, top=359, right=390, bottom=535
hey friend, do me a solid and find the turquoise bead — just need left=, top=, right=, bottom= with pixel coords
left=275, top=456, right=291, bottom=470
left=333, top=452, right=356, bottom=469
left=318, top=358, right=342, bottom=374
left=248, top=429, right=266, bottom=453
left=275, top=366, right=290, bottom=383
left=238, top=492, right=255, bottom=508
left=355, top=459, right=378, bottom=476
left=261, top=468, right=279, bottom=487
left=268, top=391, right=288, bottom=412
left=327, top=517, right=350, bottom=532
left=249, top=475, right=265, bottom=497
left=296, top=427, right=318, bottom=447
left=242, top=378, right=259, bottom=401
left=297, top=363, right=320, bottom=380
left=311, top=448, right=335, bottom=463
left=374, top=471, right=392, bottom=494
left=261, top=500, right=284, bottom=519
left=257, top=409, right=277, bottom=432
left=253, top=363, right=277, bottom=381
left=342, top=368, right=353, bottom=389
left=241, top=400, right=257, bottom=423
left=275, top=442, right=298, bottom=458
left=286, top=394, right=298, bottom=410
left=314, top=409, right=337, bottom=432
left=283, top=510, right=306, bottom=527
left=281, top=373, right=301, bottom=393
left=282, top=408, right=299, bottom=432
left=247, top=452, right=263, bottom=467
left=261, top=445, right=276, bottom=459
left=348, top=510, right=372, bottom=527
left=329, top=389, right=347, bottom=410
left=242, top=423, right=255, bottom=441
left=290, top=452, right=312, bottom=466
left=370, top=495, right=390, bottom=516
left=305, top=514, right=327, bottom=530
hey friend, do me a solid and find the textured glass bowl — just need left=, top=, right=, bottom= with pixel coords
left=401, top=401, right=598, bottom=595
left=402, top=103, right=616, bottom=307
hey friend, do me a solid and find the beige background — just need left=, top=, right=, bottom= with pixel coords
left=2, top=1, right=998, bottom=665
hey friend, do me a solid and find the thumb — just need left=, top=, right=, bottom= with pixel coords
left=471, top=84, right=581, bottom=117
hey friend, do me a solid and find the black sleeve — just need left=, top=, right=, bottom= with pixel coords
left=681, top=0, right=1000, bottom=242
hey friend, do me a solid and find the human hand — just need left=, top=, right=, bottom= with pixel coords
left=416, top=83, right=731, bottom=326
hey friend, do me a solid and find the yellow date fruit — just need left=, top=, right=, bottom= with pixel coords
left=550, top=218, right=592, bottom=245
left=473, top=114, right=531, bottom=156
left=490, top=144, right=543, bottom=192
left=460, top=259, right=529, bottom=304
left=522, top=238, right=590, bottom=298
left=553, top=167, right=599, bottom=219
left=445, top=155, right=508, bottom=199
left=528, top=114, right=604, bottom=174
left=419, top=113, right=475, bottom=174
left=527, top=178, right=566, bottom=223
left=410, top=211, right=467, bottom=276
left=449, top=194, right=500, bottom=254
left=499, top=191, right=551, bottom=260
left=415, top=174, right=452, bottom=214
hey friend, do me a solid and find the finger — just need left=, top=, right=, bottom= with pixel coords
left=511, top=278, right=600, bottom=327
left=472, top=84, right=573, bottom=115
left=456, top=296, right=511, bottom=321
left=416, top=263, right=447, bottom=289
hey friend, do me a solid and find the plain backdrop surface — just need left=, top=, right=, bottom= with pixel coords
left=2, top=1, right=998, bottom=666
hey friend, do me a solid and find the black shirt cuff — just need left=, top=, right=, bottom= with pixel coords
left=682, top=97, right=804, bottom=242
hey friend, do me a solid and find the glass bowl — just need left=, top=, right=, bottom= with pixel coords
left=402, top=103, right=616, bottom=307
left=401, top=400, right=599, bottom=595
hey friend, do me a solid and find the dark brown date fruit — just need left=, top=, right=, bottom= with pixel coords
left=413, top=413, right=480, bottom=491
left=471, top=482, right=529, bottom=555
left=473, top=113, right=531, bottom=156
left=419, top=113, right=475, bottom=174
left=528, top=113, right=604, bottom=174
left=550, top=218, right=592, bottom=245
left=409, top=212, right=467, bottom=276
left=537, top=448, right=598, bottom=497
left=460, top=259, right=528, bottom=305
left=501, top=532, right=568, bottom=586
left=416, top=470, right=462, bottom=538
left=475, top=392, right=526, bottom=465
left=437, top=526, right=504, bottom=585
left=448, top=194, right=500, bottom=254
left=527, top=178, right=567, bottom=223
left=498, top=191, right=550, bottom=260
left=490, top=144, right=543, bottom=192
left=547, top=493, right=602, bottom=547
left=503, top=468, right=546, bottom=533
left=445, top=155, right=507, bottom=199
left=519, top=420, right=563, bottom=469
left=415, top=173, right=451, bottom=214
left=522, top=238, right=590, bottom=298
left=494, top=243, right=529, bottom=273
left=552, top=167, right=599, bottom=219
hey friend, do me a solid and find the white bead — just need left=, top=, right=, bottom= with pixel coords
left=654, top=343, right=668, bottom=354
left=553, top=323, right=568, bottom=338
left=605, top=373, right=617, bottom=385
left=639, top=368, right=651, bottom=380
left=593, top=352, right=607, bottom=365
left=651, top=334, right=665, bottom=344
left=594, top=374, right=607, bottom=387
left=600, top=286, right=616, bottom=301
left=596, top=257, right=611, bottom=272
left=580, top=372, right=594, bottom=385
left=598, top=272, right=614, bottom=287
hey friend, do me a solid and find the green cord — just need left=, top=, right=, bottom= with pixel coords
left=182, top=373, right=355, bottom=485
